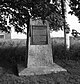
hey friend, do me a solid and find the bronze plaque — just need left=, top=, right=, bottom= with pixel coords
left=31, top=25, right=48, bottom=45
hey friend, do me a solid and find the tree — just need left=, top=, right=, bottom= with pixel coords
left=61, top=0, right=67, bottom=53
left=0, top=0, right=64, bottom=69
left=0, top=0, right=64, bottom=32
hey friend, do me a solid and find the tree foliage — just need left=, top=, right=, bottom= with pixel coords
left=69, top=0, right=80, bottom=21
left=69, top=0, right=80, bottom=37
left=0, top=0, right=64, bottom=33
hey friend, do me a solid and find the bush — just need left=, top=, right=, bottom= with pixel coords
left=0, top=39, right=26, bottom=76
left=52, top=43, right=80, bottom=61
left=0, top=39, right=26, bottom=63
left=69, top=45, right=80, bottom=61
left=52, top=43, right=65, bottom=60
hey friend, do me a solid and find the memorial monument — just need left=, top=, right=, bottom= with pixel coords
left=19, top=19, right=66, bottom=76
left=28, top=19, right=53, bottom=67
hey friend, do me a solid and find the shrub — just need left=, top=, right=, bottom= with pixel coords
left=52, top=43, right=65, bottom=60
left=69, top=45, right=80, bottom=61
left=0, top=39, right=26, bottom=62
left=52, top=43, right=80, bottom=61
left=0, top=39, right=26, bottom=76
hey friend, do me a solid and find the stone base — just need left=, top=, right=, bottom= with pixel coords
left=28, top=45, right=53, bottom=67
left=19, top=63, right=67, bottom=76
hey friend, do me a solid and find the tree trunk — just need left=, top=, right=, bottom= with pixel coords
left=25, top=16, right=30, bottom=68
left=61, top=0, right=66, bottom=57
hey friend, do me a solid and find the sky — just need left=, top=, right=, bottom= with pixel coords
left=66, top=2, right=80, bottom=32
left=11, top=27, right=27, bottom=39
left=11, top=1, right=80, bottom=39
